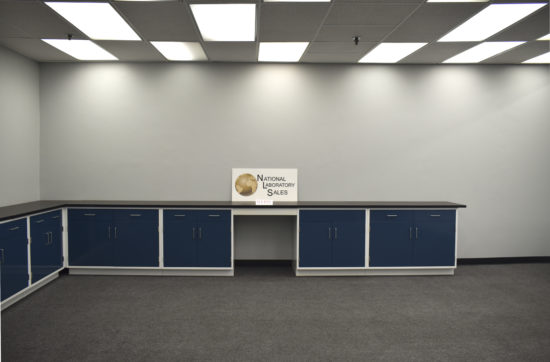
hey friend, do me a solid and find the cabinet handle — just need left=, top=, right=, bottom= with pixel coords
left=430, top=214, right=441, bottom=217
left=108, top=226, right=111, bottom=240
left=44, top=232, right=50, bottom=245
left=199, top=227, right=202, bottom=240
left=334, top=227, right=338, bottom=240
left=174, top=214, right=186, bottom=217
left=192, top=227, right=196, bottom=240
left=208, top=214, right=220, bottom=217
left=328, top=227, right=332, bottom=240
left=114, top=227, right=118, bottom=239
left=0, top=248, right=4, bottom=264
left=415, top=227, right=419, bottom=239
left=9, top=226, right=20, bottom=231
left=409, top=227, right=412, bottom=240
left=84, top=213, right=96, bottom=216
left=387, top=214, right=398, bottom=217
left=130, top=214, right=141, bottom=217
left=36, top=219, right=45, bottom=223
left=52, top=215, right=60, bottom=219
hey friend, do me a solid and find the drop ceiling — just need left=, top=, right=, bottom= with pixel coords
left=0, top=0, right=548, bottom=63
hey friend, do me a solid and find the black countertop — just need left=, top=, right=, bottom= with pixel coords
left=0, top=200, right=466, bottom=222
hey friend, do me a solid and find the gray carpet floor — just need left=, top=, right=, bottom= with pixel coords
left=2, top=263, right=550, bottom=362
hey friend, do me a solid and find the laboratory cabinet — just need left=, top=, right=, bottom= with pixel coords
left=68, top=209, right=159, bottom=267
left=0, top=219, right=28, bottom=301
left=299, top=210, right=365, bottom=268
left=163, top=210, right=231, bottom=268
left=30, top=210, right=63, bottom=283
left=369, top=210, right=456, bottom=267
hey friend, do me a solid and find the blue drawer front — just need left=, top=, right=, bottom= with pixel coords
left=1, top=219, right=29, bottom=301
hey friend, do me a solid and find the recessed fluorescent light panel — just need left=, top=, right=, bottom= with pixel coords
left=151, top=42, right=207, bottom=61
left=258, top=42, right=308, bottom=62
left=45, top=2, right=140, bottom=41
left=523, top=52, right=550, bottom=63
left=443, top=42, right=524, bottom=63
left=190, top=4, right=255, bottom=42
left=538, top=34, right=550, bottom=41
left=439, top=3, right=546, bottom=42
left=358, top=43, right=427, bottom=63
left=42, top=39, right=118, bottom=60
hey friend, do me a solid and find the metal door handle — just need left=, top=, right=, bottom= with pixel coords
left=45, top=232, right=50, bottom=245
left=415, top=227, right=418, bottom=239
left=52, top=215, right=60, bottom=219
left=130, top=214, right=141, bottom=217
left=334, top=227, right=338, bottom=240
left=198, top=227, right=202, bottom=240
left=36, top=219, right=45, bottom=223
left=387, top=214, right=398, bottom=217
left=430, top=214, right=441, bottom=217
left=0, top=249, right=4, bottom=264
left=84, top=213, right=96, bottom=216
left=208, top=214, right=220, bottom=217
left=174, top=214, right=186, bottom=217
left=108, top=226, right=111, bottom=240
left=9, top=226, right=20, bottom=231
left=114, top=227, right=118, bottom=239
left=409, top=227, right=412, bottom=240
left=328, top=227, right=332, bottom=239
left=192, top=227, right=196, bottom=240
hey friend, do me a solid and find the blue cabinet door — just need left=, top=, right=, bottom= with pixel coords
left=413, top=211, right=456, bottom=266
left=333, top=218, right=365, bottom=267
left=112, top=210, right=158, bottom=267
left=0, top=219, right=28, bottom=301
left=30, top=210, right=63, bottom=283
left=164, top=210, right=196, bottom=267
left=68, top=209, right=113, bottom=266
left=369, top=210, right=414, bottom=267
left=300, top=210, right=365, bottom=267
left=196, top=211, right=231, bottom=267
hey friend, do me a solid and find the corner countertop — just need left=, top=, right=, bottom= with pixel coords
left=0, top=200, right=467, bottom=222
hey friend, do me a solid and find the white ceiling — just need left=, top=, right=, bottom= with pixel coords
left=0, top=0, right=548, bottom=63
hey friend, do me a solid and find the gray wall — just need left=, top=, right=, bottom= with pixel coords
left=0, top=46, right=40, bottom=207
left=39, top=63, right=550, bottom=258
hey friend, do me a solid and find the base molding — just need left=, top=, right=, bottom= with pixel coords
left=295, top=268, right=454, bottom=277
left=1, top=272, right=60, bottom=311
left=68, top=267, right=234, bottom=277
left=458, top=257, right=550, bottom=265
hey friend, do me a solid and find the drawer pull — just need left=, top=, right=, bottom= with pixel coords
left=9, top=226, right=20, bottom=231
left=386, top=214, right=398, bottom=217
left=84, top=213, right=96, bottom=216
left=173, top=214, right=186, bottom=217
left=52, top=216, right=60, bottom=219
left=208, top=214, right=220, bottom=217
left=35, top=219, right=45, bottom=223
left=130, top=214, right=141, bottom=217
left=430, top=214, right=441, bottom=217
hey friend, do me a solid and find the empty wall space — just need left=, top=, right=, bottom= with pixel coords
left=0, top=46, right=40, bottom=207
left=18, top=61, right=550, bottom=259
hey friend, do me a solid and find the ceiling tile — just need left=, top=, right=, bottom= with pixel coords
left=95, top=41, right=165, bottom=61
left=0, top=38, right=75, bottom=61
left=259, top=4, right=330, bottom=42
left=307, top=41, right=376, bottom=54
left=487, top=6, right=549, bottom=41
left=203, top=42, right=257, bottom=62
left=301, top=52, right=363, bottom=63
left=0, top=2, right=86, bottom=39
left=325, top=4, right=418, bottom=26
left=386, top=3, right=486, bottom=42
left=114, top=1, right=199, bottom=41
left=483, top=41, right=550, bottom=63
left=316, top=25, right=394, bottom=42
left=400, top=42, right=478, bottom=64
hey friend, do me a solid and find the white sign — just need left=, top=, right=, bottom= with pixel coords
left=232, top=168, right=298, bottom=202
